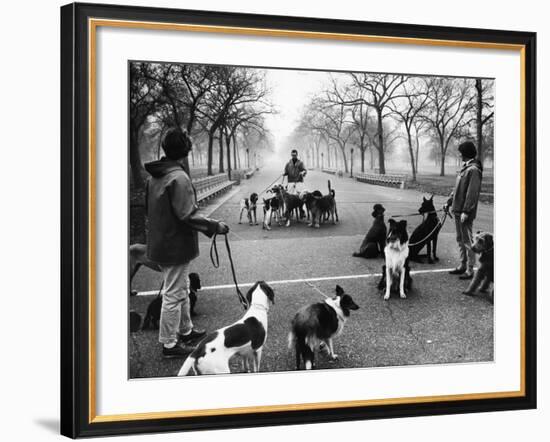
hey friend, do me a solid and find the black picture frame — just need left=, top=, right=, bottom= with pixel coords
left=60, top=2, right=537, bottom=438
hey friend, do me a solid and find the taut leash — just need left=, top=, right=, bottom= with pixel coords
left=210, top=233, right=249, bottom=310
left=407, top=211, right=451, bottom=247
left=258, top=174, right=284, bottom=197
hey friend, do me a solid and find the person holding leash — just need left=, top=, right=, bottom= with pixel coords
left=444, top=141, right=483, bottom=281
left=145, top=127, right=229, bottom=358
left=283, top=149, right=307, bottom=218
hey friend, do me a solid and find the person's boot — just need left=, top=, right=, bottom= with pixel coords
left=162, top=342, right=196, bottom=359
left=449, top=266, right=467, bottom=275
left=178, top=328, right=206, bottom=343
left=459, top=270, right=475, bottom=280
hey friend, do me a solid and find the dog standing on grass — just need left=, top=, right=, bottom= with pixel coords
left=177, top=281, right=275, bottom=375
left=378, top=219, right=412, bottom=300
left=289, top=285, right=359, bottom=370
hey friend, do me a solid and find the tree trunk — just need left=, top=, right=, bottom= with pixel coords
left=225, top=132, right=232, bottom=180
left=339, top=143, right=349, bottom=173
left=415, top=133, right=420, bottom=175
left=376, top=109, right=386, bottom=174
left=476, top=78, right=484, bottom=162
left=129, top=127, right=145, bottom=189
left=218, top=128, right=224, bottom=173
left=207, top=130, right=215, bottom=176
left=361, top=148, right=365, bottom=173
left=439, top=142, right=446, bottom=176
left=406, top=131, right=417, bottom=181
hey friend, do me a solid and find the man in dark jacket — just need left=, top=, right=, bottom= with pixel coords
left=145, top=128, right=229, bottom=358
left=444, top=141, right=483, bottom=281
left=283, top=149, right=307, bottom=218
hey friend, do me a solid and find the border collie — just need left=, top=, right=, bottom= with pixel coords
left=142, top=273, right=202, bottom=330
left=409, top=196, right=441, bottom=264
left=288, top=285, right=359, bottom=370
left=239, top=193, right=259, bottom=225
left=377, top=219, right=412, bottom=300
left=177, top=281, right=275, bottom=375
left=353, top=204, right=387, bottom=258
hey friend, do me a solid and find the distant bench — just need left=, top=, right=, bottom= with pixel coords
left=193, top=173, right=235, bottom=202
left=321, top=168, right=337, bottom=175
left=244, top=169, right=255, bottom=179
left=355, top=172, right=408, bottom=189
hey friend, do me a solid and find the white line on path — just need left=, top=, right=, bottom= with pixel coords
left=135, top=267, right=456, bottom=296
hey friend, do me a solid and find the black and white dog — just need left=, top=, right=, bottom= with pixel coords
left=377, top=219, right=412, bottom=300
left=408, top=196, right=441, bottom=264
left=142, top=273, right=202, bottom=330
left=289, top=285, right=359, bottom=370
left=239, top=193, right=259, bottom=225
left=262, top=195, right=283, bottom=230
left=177, top=281, right=275, bottom=375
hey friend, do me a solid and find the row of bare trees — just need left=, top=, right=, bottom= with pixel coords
left=291, top=73, right=494, bottom=179
left=130, top=63, right=273, bottom=188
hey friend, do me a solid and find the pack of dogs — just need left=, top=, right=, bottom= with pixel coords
left=129, top=191, right=494, bottom=375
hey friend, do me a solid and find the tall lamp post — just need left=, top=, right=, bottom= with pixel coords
left=246, top=148, right=250, bottom=169
left=350, top=147, right=354, bottom=178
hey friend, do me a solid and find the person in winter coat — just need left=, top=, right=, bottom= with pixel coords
left=283, top=149, right=307, bottom=218
left=145, top=128, right=229, bottom=359
left=444, top=141, right=483, bottom=281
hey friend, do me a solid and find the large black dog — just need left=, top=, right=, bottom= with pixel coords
left=408, top=196, right=441, bottom=264
left=353, top=204, right=387, bottom=258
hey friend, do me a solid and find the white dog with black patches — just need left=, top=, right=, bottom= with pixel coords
left=377, top=219, right=412, bottom=300
left=177, top=281, right=275, bottom=375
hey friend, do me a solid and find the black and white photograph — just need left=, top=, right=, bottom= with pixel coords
left=128, top=62, right=495, bottom=378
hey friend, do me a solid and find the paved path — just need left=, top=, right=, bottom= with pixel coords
left=130, top=167, right=494, bottom=378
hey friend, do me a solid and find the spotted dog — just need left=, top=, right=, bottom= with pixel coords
left=177, top=281, right=275, bottom=375
left=239, top=193, right=259, bottom=225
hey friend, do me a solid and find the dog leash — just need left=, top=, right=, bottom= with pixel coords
left=407, top=211, right=451, bottom=248
left=227, top=229, right=331, bottom=300
left=257, top=174, right=284, bottom=197
left=390, top=208, right=451, bottom=218
left=209, top=233, right=250, bottom=310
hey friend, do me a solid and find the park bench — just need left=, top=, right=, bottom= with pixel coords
left=321, top=168, right=337, bottom=175
left=193, top=173, right=235, bottom=203
left=354, top=172, right=408, bottom=189
left=244, top=169, right=255, bottom=179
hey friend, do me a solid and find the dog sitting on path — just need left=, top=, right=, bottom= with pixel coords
left=142, top=273, right=202, bottom=330
left=239, top=193, right=259, bottom=225
left=463, top=231, right=494, bottom=301
left=289, top=285, right=359, bottom=370
left=408, top=196, right=441, bottom=264
left=377, top=219, right=412, bottom=300
left=177, top=281, right=275, bottom=375
left=353, top=204, right=386, bottom=258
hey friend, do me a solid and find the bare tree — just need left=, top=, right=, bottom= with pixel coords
left=423, top=78, right=474, bottom=176
left=388, top=79, right=429, bottom=181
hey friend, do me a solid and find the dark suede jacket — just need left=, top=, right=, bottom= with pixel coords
left=145, top=158, right=219, bottom=265
left=447, top=159, right=483, bottom=219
